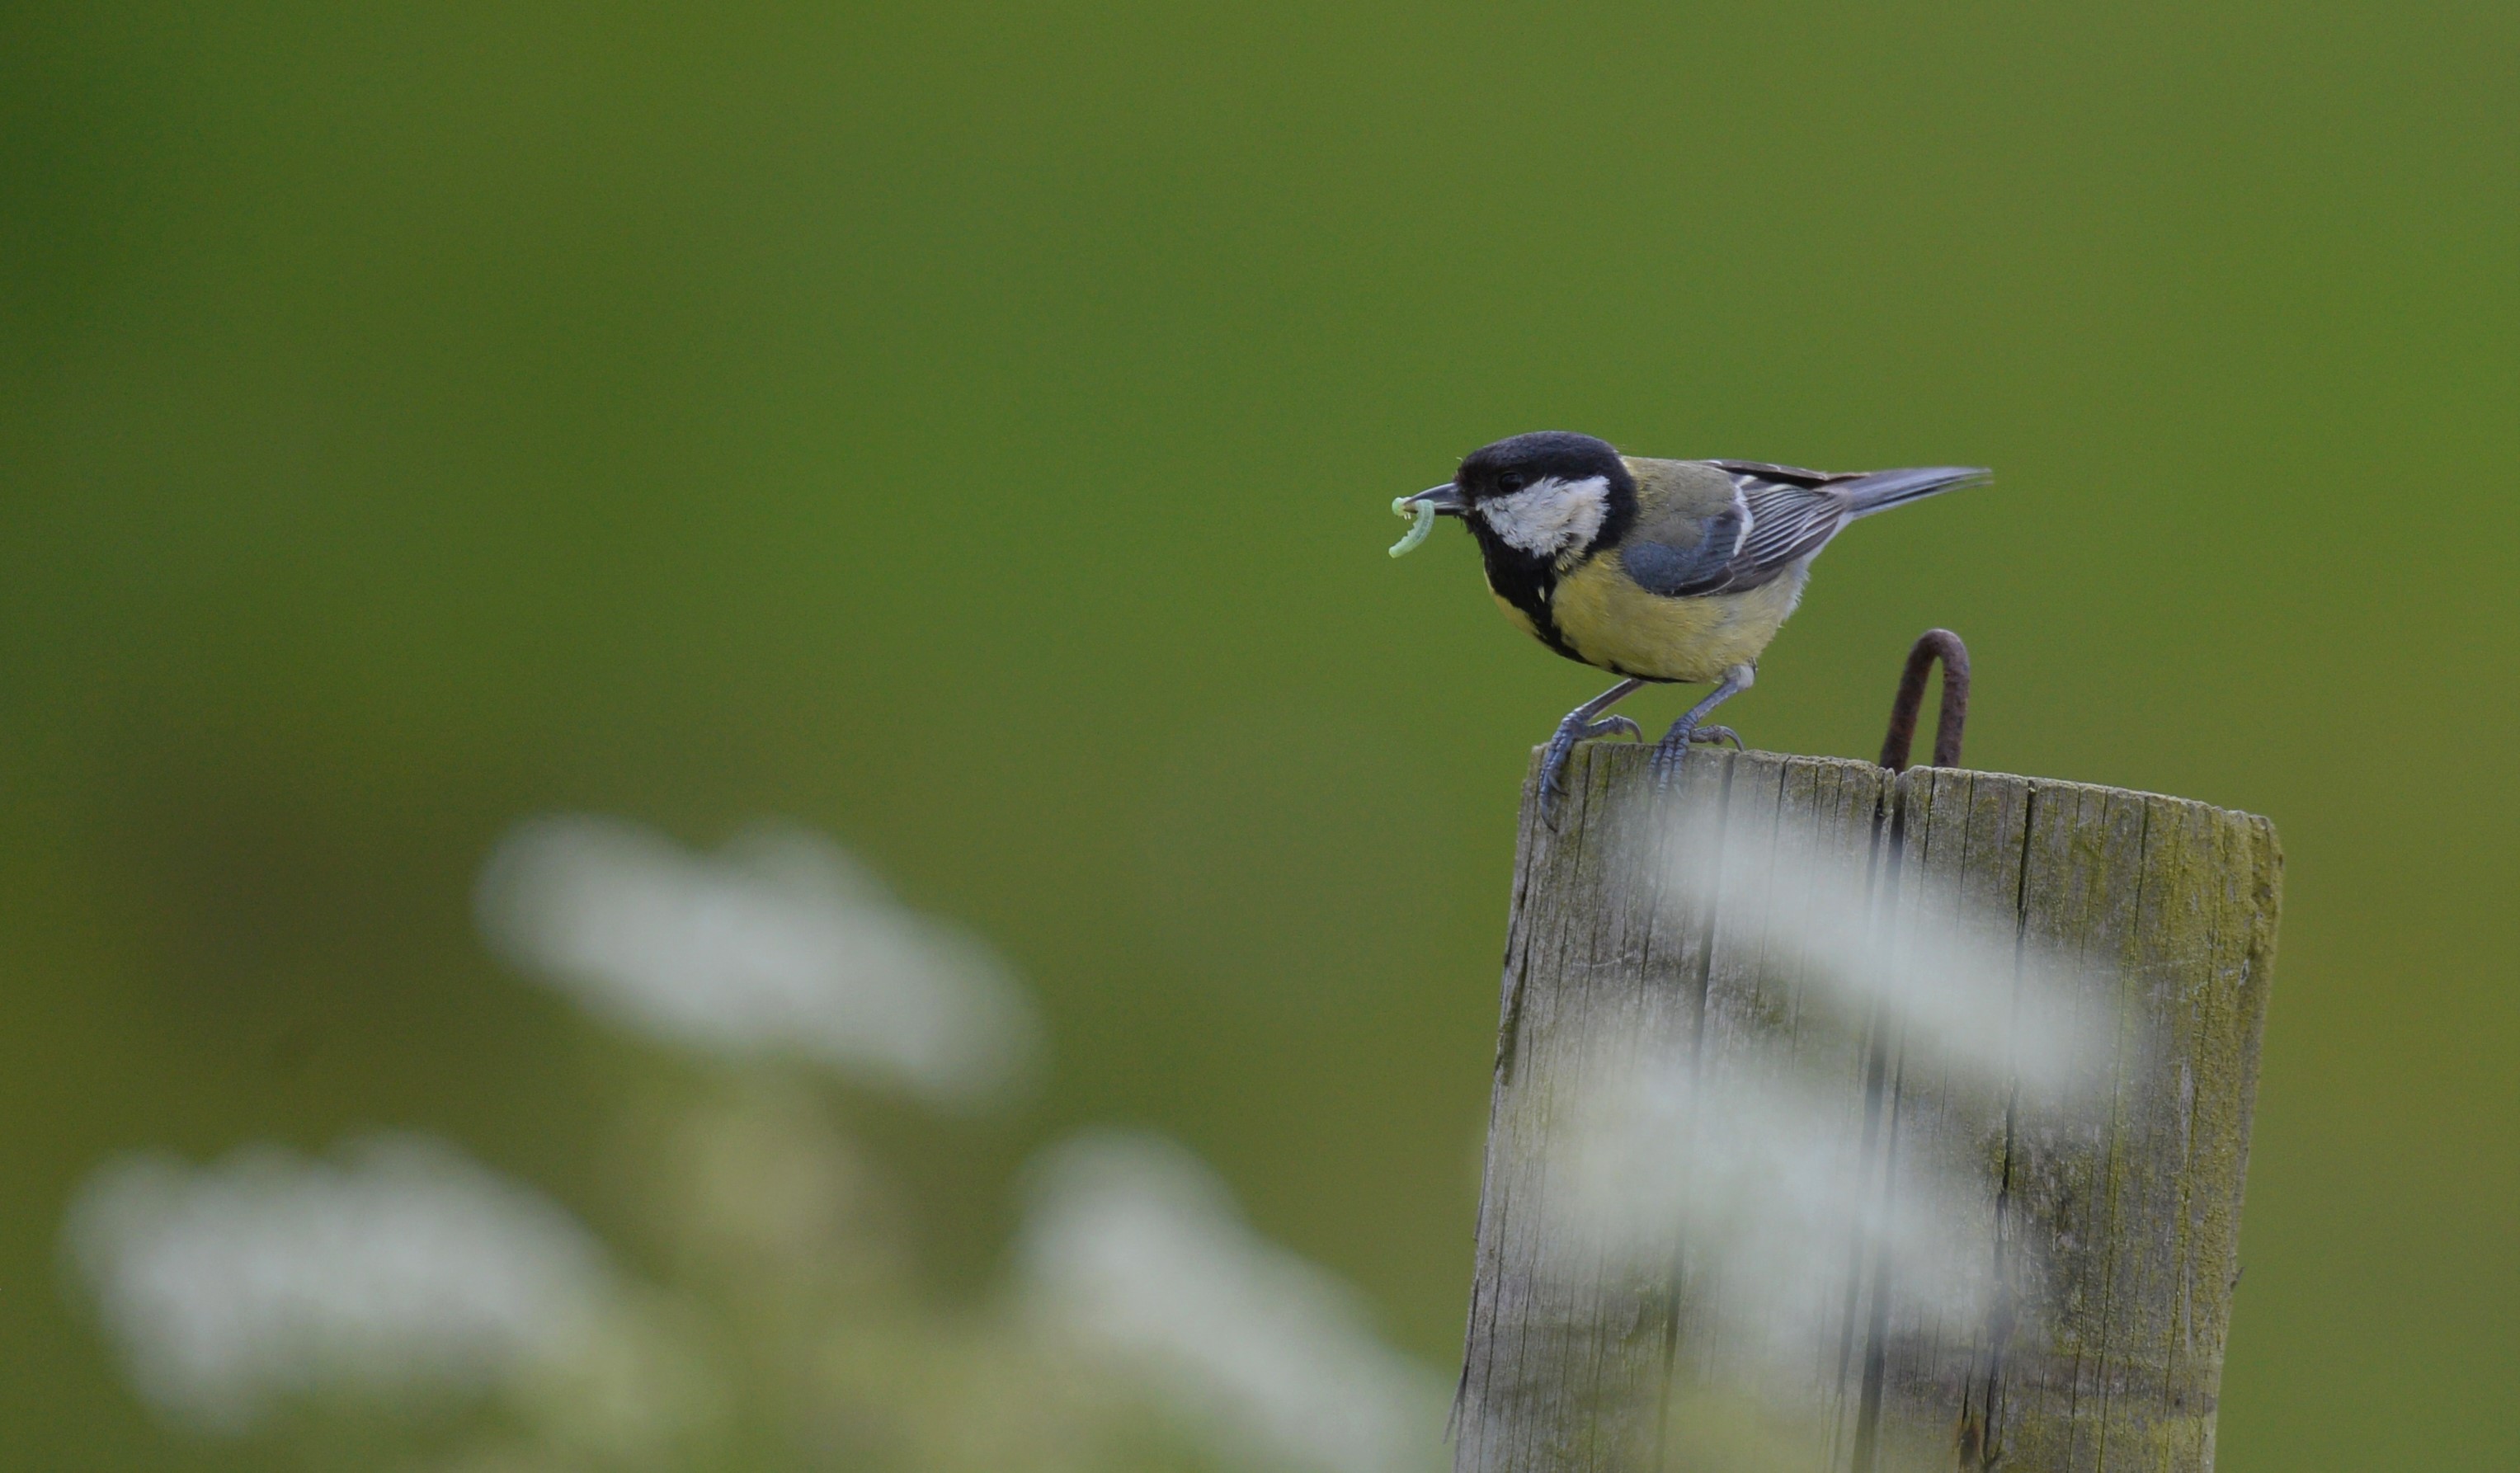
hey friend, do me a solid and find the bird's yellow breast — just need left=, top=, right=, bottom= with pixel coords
left=1543, top=557, right=1810, bottom=683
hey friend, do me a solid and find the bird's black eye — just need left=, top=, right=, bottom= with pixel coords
left=1495, top=472, right=1527, bottom=494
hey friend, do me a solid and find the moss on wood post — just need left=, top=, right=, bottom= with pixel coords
left=1453, top=745, right=2281, bottom=1472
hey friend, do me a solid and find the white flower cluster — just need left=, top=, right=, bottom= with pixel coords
left=64, top=815, right=1445, bottom=1473
left=65, top=1135, right=608, bottom=1431
left=475, top=817, right=1039, bottom=1108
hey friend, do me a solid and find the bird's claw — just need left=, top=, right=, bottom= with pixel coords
left=1649, top=723, right=1744, bottom=793
left=1538, top=715, right=1645, bottom=825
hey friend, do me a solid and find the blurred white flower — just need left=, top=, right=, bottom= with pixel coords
left=1015, top=1132, right=1447, bottom=1473
left=1654, top=796, right=2110, bottom=1099
left=1562, top=1047, right=1996, bottom=1377
left=475, top=816, right=1039, bottom=1108
left=64, top=1135, right=610, bottom=1432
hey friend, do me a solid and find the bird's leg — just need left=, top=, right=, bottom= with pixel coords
left=1651, top=664, right=1755, bottom=793
left=1538, top=677, right=1648, bottom=823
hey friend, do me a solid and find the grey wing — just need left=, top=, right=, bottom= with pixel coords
left=1618, top=487, right=1750, bottom=597
left=1632, top=459, right=1989, bottom=596
left=1624, top=461, right=1855, bottom=595
left=1618, top=458, right=1968, bottom=597
left=1703, top=460, right=1989, bottom=590
left=1725, top=469, right=1857, bottom=586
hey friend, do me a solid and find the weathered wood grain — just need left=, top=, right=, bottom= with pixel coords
left=1453, top=746, right=2280, bottom=1473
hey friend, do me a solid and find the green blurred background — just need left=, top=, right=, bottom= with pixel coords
left=4, top=0, right=2513, bottom=1466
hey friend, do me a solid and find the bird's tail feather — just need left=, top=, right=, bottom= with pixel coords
left=1839, top=466, right=1990, bottom=519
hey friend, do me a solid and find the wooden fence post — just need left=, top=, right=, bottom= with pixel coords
left=1453, top=743, right=2281, bottom=1472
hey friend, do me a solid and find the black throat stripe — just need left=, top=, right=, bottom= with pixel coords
left=1476, top=539, right=1587, bottom=666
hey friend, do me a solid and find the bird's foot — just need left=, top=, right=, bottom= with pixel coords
left=1538, top=713, right=1645, bottom=825
left=1648, top=723, right=1744, bottom=794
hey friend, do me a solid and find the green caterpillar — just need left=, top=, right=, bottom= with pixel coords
left=1387, top=496, right=1436, bottom=558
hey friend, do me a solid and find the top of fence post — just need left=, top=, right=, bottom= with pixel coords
left=1453, top=737, right=2280, bottom=1473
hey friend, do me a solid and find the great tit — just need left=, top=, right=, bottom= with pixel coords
left=1396, top=431, right=1987, bottom=816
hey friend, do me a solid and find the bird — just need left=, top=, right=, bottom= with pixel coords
left=1392, top=431, right=1987, bottom=818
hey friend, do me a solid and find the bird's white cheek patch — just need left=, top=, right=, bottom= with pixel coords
left=1481, top=475, right=1610, bottom=557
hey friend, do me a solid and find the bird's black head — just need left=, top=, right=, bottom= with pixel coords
left=1453, top=431, right=1630, bottom=509
left=1390, top=431, right=1637, bottom=666
left=1439, top=431, right=1637, bottom=570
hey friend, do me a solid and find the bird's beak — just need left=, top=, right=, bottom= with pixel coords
left=1405, top=482, right=1467, bottom=515
left=1387, top=482, right=1463, bottom=557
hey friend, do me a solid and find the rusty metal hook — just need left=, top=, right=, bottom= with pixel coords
left=1879, top=628, right=1970, bottom=772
